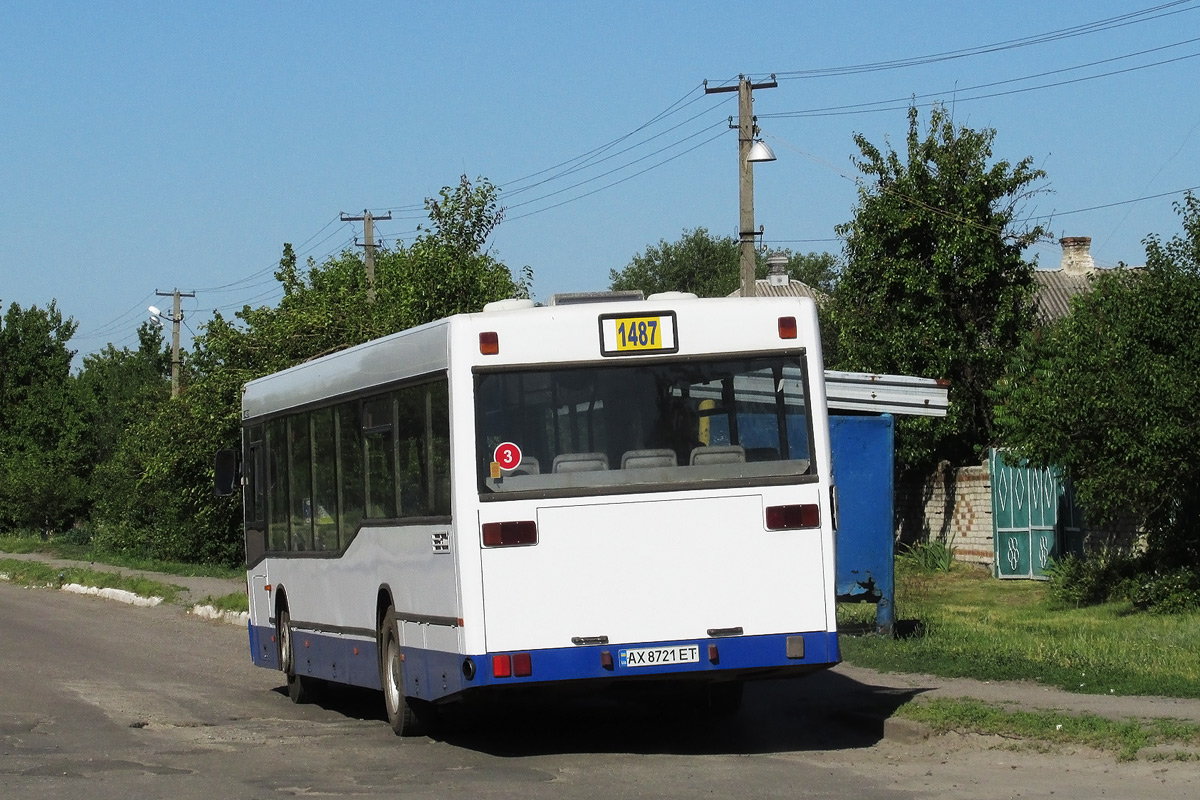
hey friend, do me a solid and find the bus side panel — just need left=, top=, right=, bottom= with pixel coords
left=245, top=525, right=460, bottom=683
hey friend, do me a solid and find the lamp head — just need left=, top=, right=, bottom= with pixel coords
left=747, top=139, right=777, bottom=163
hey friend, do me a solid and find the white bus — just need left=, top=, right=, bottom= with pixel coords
left=218, top=293, right=840, bottom=734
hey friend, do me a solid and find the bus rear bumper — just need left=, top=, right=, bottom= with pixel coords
left=248, top=625, right=840, bottom=703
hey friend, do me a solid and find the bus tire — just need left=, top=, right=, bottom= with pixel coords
left=380, top=607, right=423, bottom=736
left=279, top=608, right=318, bottom=704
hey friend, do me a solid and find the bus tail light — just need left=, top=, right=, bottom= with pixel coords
left=479, top=331, right=499, bottom=355
left=492, top=654, right=511, bottom=678
left=492, top=652, right=532, bottom=678
left=482, top=520, right=538, bottom=547
left=765, top=503, right=820, bottom=530
left=778, top=316, right=797, bottom=339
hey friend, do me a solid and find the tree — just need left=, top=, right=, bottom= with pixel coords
left=0, top=300, right=87, bottom=531
left=92, top=176, right=530, bottom=565
left=609, top=226, right=838, bottom=297
left=827, top=104, right=1047, bottom=475
left=994, top=193, right=1200, bottom=568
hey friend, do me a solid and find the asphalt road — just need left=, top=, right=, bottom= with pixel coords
left=3, top=579, right=1200, bottom=799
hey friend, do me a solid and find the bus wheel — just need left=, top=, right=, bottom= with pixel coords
left=380, top=608, right=423, bottom=736
left=279, top=608, right=318, bottom=704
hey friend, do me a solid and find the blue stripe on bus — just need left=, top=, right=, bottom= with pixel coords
left=250, top=623, right=840, bottom=702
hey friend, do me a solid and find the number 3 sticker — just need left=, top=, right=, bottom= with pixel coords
left=493, top=442, right=522, bottom=470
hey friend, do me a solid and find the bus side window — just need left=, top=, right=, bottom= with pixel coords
left=428, top=379, right=452, bottom=517
left=266, top=418, right=289, bottom=552
left=395, top=384, right=428, bottom=517
left=311, top=408, right=339, bottom=552
left=289, top=413, right=314, bottom=552
left=337, top=402, right=364, bottom=548
left=363, top=394, right=397, bottom=519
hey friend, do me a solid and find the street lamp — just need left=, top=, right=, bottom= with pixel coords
left=705, top=74, right=778, bottom=297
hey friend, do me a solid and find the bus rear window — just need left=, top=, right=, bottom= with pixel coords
left=474, top=355, right=815, bottom=497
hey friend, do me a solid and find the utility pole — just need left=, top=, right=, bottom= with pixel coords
left=705, top=74, right=777, bottom=297
left=154, top=288, right=195, bottom=398
left=340, top=209, right=393, bottom=304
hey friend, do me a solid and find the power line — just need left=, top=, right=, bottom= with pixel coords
left=771, top=1, right=1199, bottom=79
left=763, top=44, right=1200, bottom=120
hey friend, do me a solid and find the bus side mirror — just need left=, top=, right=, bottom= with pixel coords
left=214, top=448, right=239, bottom=496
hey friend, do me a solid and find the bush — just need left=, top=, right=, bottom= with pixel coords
left=899, top=540, right=955, bottom=572
left=1127, top=567, right=1200, bottom=614
left=1045, top=550, right=1137, bottom=607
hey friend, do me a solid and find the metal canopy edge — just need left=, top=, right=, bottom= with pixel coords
left=824, top=370, right=949, bottom=417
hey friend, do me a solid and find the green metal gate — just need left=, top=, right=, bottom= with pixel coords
left=989, top=449, right=1083, bottom=579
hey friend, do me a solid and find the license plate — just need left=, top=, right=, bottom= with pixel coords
left=600, top=312, right=678, bottom=356
left=618, top=644, right=700, bottom=668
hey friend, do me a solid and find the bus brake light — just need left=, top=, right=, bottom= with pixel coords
left=492, top=654, right=511, bottom=678
left=482, top=520, right=538, bottom=547
left=765, top=504, right=820, bottom=530
left=479, top=331, right=499, bottom=355
left=778, top=316, right=797, bottom=339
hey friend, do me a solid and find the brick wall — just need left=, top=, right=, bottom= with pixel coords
left=896, top=460, right=995, bottom=568
left=895, top=458, right=1139, bottom=569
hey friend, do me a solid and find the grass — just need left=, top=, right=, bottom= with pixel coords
left=196, top=592, right=250, bottom=614
left=838, top=561, right=1200, bottom=698
left=896, top=697, right=1200, bottom=762
left=0, top=557, right=184, bottom=604
left=0, top=534, right=241, bottom=580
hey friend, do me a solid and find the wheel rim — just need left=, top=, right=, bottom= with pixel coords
left=384, top=634, right=402, bottom=714
left=280, top=614, right=293, bottom=673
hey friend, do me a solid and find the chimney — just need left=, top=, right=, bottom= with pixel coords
left=766, top=252, right=789, bottom=287
left=1059, top=236, right=1095, bottom=276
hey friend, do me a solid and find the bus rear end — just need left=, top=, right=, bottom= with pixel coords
left=459, top=296, right=838, bottom=708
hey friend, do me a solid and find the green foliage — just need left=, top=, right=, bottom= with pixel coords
left=0, top=300, right=88, bottom=531
left=74, top=322, right=171, bottom=510
left=895, top=697, right=1200, bottom=762
left=995, top=193, right=1200, bottom=570
left=1126, top=567, right=1200, bottom=615
left=89, top=175, right=529, bottom=565
left=1045, top=551, right=1137, bottom=608
left=828, top=105, right=1047, bottom=476
left=841, top=563, right=1200, bottom=698
left=610, top=227, right=740, bottom=297
left=898, top=539, right=955, bottom=572
left=609, top=226, right=838, bottom=297
left=197, top=592, right=250, bottom=613
left=0, top=557, right=183, bottom=604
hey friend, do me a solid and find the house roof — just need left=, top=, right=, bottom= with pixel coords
left=728, top=277, right=827, bottom=302
left=1032, top=265, right=1143, bottom=323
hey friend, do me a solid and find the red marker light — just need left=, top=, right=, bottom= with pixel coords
left=482, top=520, right=538, bottom=547
left=492, top=654, right=512, bottom=678
left=765, top=503, right=821, bottom=530
left=778, top=316, right=797, bottom=339
left=479, top=331, right=499, bottom=355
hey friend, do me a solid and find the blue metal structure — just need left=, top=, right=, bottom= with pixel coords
left=830, top=414, right=895, bottom=634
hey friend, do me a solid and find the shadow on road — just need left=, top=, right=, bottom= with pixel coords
left=277, top=668, right=928, bottom=757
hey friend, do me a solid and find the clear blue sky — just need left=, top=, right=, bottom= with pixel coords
left=3, top=1, right=1198, bottom=364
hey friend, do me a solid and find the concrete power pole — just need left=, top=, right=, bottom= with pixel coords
left=154, top=288, right=195, bottom=398
left=705, top=75, right=777, bottom=297
left=340, top=210, right=393, bottom=304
